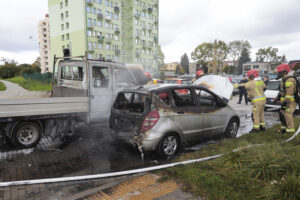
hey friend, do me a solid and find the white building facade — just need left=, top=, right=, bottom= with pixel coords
left=38, top=14, right=52, bottom=73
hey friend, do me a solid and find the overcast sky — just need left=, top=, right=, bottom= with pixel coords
left=0, top=0, right=299, bottom=64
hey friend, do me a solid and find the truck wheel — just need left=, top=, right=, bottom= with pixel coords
left=12, top=122, right=41, bottom=148
left=225, top=118, right=239, bottom=138
left=158, top=133, right=179, bottom=158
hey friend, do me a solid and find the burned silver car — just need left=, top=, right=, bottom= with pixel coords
left=110, top=84, right=240, bottom=157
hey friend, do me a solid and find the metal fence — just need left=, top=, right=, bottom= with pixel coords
left=23, top=73, right=52, bottom=83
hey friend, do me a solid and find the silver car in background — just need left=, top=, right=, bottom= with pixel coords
left=110, top=85, right=240, bottom=157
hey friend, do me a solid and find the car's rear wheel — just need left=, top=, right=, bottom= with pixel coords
left=12, top=122, right=41, bottom=148
left=158, top=133, right=179, bottom=158
left=225, top=118, right=239, bottom=138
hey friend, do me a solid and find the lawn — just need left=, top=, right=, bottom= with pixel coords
left=0, top=81, right=6, bottom=91
left=158, top=119, right=300, bottom=200
left=6, top=76, right=52, bottom=91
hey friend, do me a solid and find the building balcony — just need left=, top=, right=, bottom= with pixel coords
left=134, top=13, right=140, bottom=19
left=105, top=15, right=112, bottom=21
left=114, top=6, right=120, bottom=13
left=154, top=0, right=158, bottom=7
left=154, top=20, right=158, bottom=25
left=87, top=25, right=94, bottom=30
left=115, top=49, right=121, bottom=55
left=142, top=25, right=147, bottom=30
left=86, top=0, right=93, bottom=6
left=106, top=37, right=112, bottom=43
left=88, top=47, right=94, bottom=52
left=142, top=44, right=147, bottom=49
left=97, top=13, right=104, bottom=20
left=115, top=28, right=120, bottom=34
left=148, top=7, right=153, bottom=13
left=98, top=36, right=105, bottom=43
left=154, top=36, right=158, bottom=43
left=135, top=33, right=140, bottom=38
left=148, top=25, right=153, bottom=30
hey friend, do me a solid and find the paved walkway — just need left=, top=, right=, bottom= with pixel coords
left=0, top=80, right=50, bottom=99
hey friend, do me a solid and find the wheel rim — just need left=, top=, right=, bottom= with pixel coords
left=229, top=121, right=238, bottom=137
left=16, top=125, right=39, bottom=146
left=163, top=136, right=177, bottom=155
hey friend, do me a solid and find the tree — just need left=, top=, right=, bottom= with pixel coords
left=228, top=40, right=251, bottom=73
left=191, top=39, right=229, bottom=74
left=180, top=53, right=189, bottom=73
left=238, top=48, right=251, bottom=75
left=158, top=45, right=165, bottom=68
left=255, top=47, right=281, bottom=72
left=0, top=63, right=18, bottom=79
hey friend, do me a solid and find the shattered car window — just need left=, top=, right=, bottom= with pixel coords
left=92, top=67, right=109, bottom=88
left=172, top=89, right=195, bottom=107
left=61, top=65, right=84, bottom=81
left=156, top=92, right=170, bottom=105
left=114, top=92, right=147, bottom=113
left=195, top=89, right=217, bottom=107
left=114, top=68, right=136, bottom=87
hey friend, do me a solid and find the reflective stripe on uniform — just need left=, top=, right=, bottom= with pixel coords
left=254, top=125, right=260, bottom=129
left=286, top=128, right=295, bottom=132
left=281, top=96, right=295, bottom=102
left=255, top=80, right=265, bottom=86
left=281, top=126, right=286, bottom=129
left=285, top=81, right=293, bottom=87
left=260, top=123, right=265, bottom=126
left=252, top=96, right=266, bottom=102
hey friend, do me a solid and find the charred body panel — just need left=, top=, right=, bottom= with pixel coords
left=110, top=84, right=239, bottom=155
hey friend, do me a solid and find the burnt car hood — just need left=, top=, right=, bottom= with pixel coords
left=193, top=75, right=233, bottom=101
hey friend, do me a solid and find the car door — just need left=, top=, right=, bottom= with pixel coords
left=89, top=64, right=113, bottom=122
left=170, top=87, right=204, bottom=142
left=194, top=88, right=227, bottom=136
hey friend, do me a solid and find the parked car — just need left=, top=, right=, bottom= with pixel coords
left=110, top=84, right=240, bottom=157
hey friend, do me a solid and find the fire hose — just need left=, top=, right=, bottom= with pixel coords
left=0, top=127, right=298, bottom=187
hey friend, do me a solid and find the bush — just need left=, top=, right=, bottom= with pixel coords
left=0, top=64, right=18, bottom=79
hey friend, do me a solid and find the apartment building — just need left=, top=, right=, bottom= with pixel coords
left=48, top=0, right=159, bottom=73
left=242, top=62, right=269, bottom=75
left=38, top=14, right=51, bottom=73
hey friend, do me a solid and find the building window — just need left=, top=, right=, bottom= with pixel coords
left=60, top=2, right=63, bottom=8
left=105, top=0, right=109, bottom=6
left=65, top=0, right=68, bottom=6
left=66, top=22, right=69, bottom=29
left=115, top=35, right=119, bottom=41
left=86, top=6, right=91, bottom=12
left=114, top=14, right=118, bottom=20
left=61, top=35, right=65, bottom=41
left=87, top=18, right=91, bottom=27
left=98, top=43, right=103, bottom=49
left=97, top=9, right=101, bottom=14
left=87, top=30, right=92, bottom=36
left=60, top=13, right=64, bottom=20
left=66, top=33, right=69, bottom=40
left=92, top=7, right=96, bottom=13
left=93, top=19, right=96, bottom=26
left=61, top=24, right=64, bottom=31
left=97, top=20, right=102, bottom=26
left=97, top=0, right=101, bottom=3
left=88, top=54, right=93, bottom=59
left=106, top=44, right=110, bottom=50
left=105, top=22, right=109, bottom=28
left=105, top=11, right=109, bottom=16
left=65, top=11, right=69, bottom=18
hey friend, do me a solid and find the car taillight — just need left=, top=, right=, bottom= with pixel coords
left=141, top=110, right=160, bottom=132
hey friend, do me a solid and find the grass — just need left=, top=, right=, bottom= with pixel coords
left=0, top=81, right=6, bottom=91
left=6, top=76, right=52, bottom=91
left=158, top=118, right=300, bottom=200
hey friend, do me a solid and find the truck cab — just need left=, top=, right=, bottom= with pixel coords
left=52, top=58, right=138, bottom=122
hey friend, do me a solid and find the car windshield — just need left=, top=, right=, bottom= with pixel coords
left=267, top=81, right=280, bottom=90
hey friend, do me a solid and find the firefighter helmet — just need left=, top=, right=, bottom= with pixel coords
left=246, top=69, right=259, bottom=79
left=276, top=64, right=291, bottom=74
left=196, top=70, right=204, bottom=77
left=144, top=72, right=152, bottom=78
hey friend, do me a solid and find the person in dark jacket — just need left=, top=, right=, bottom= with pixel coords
left=237, top=76, right=248, bottom=104
left=264, top=76, right=270, bottom=86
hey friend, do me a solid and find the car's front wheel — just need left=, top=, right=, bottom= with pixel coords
left=158, top=133, right=179, bottom=158
left=225, top=118, right=239, bottom=138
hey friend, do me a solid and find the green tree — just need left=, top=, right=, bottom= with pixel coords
left=228, top=40, right=251, bottom=73
left=0, top=64, right=18, bottom=79
left=191, top=39, right=229, bottom=73
left=255, top=47, right=281, bottom=72
left=238, top=48, right=251, bottom=75
left=180, top=53, right=189, bottom=73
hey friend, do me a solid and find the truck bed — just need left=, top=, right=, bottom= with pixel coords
left=0, top=97, right=89, bottom=118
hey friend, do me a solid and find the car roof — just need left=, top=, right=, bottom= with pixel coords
left=121, top=84, right=211, bottom=94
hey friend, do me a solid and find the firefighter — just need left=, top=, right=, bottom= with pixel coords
left=237, top=70, right=266, bottom=132
left=192, top=70, right=205, bottom=83
left=276, top=64, right=297, bottom=134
